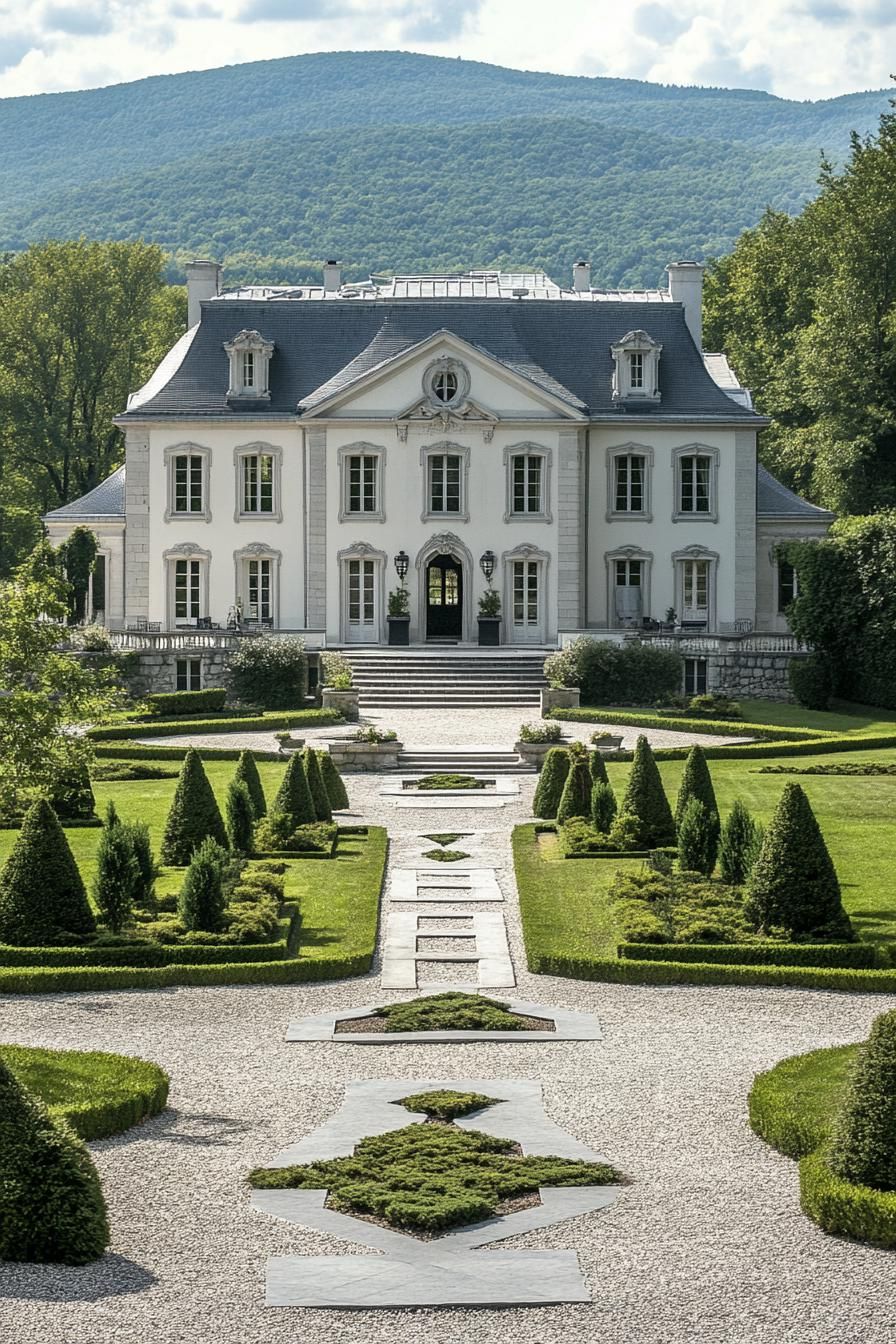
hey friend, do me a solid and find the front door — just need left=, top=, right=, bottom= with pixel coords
left=426, top=555, right=462, bottom=639
left=345, top=558, right=378, bottom=643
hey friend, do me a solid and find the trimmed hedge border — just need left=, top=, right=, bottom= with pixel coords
left=89, top=707, right=342, bottom=741
left=595, top=732, right=896, bottom=764
left=0, top=816, right=103, bottom=830
left=0, top=951, right=374, bottom=993
left=92, top=743, right=283, bottom=762
left=617, top=941, right=880, bottom=968
left=0, top=1044, right=170, bottom=1141
left=799, top=1149, right=896, bottom=1247
left=526, top=950, right=896, bottom=992
left=547, top=706, right=825, bottom=741
left=747, top=1045, right=854, bottom=1158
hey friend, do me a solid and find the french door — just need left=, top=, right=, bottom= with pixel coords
left=681, top=559, right=710, bottom=625
left=245, top=558, right=272, bottom=623
left=511, top=560, right=543, bottom=643
left=345, top=558, right=378, bottom=643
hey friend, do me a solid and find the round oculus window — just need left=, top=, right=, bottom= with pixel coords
left=424, top=359, right=468, bottom=409
left=432, top=369, right=458, bottom=403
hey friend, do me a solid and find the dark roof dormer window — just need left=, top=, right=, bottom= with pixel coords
left=224, top=329, right=274, bottom=402
left=611, top=330, right=662, bottom=405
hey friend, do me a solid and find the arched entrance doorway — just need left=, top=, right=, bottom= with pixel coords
left=425, top=554, right=463, bottom=640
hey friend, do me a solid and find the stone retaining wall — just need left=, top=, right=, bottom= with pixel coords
left=710, top=650, right=806, bottom=702
left=122, top=649, right=232, bottom=697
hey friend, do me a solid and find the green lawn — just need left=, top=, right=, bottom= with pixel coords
left=0, top=1043, right=169, bottom=1140
left=748, top=1043, right=858, bottom=1158
left=736, top=699, right=896, bottom=736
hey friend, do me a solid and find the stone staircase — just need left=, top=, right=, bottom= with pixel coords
left=397, top=748, right=533, bottom=775
left=340, top=649, right=548, bottom=709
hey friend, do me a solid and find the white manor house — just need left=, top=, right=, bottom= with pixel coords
left=45, top=259, right=832, bottom=696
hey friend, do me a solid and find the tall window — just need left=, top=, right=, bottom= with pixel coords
left=684, top=658, right=707, bottom=695
left=174, top=454, right=204, bottom=514
left=679, top=454, right=712, bottom=513
left=512, top=560, right=539, bottom=627
left=174, top=559, right=202, bottom=620
left=614, top=454, right=645, bottom=512
left=347, top=559, right=375, bottom=627
left=347, top=454, right=378, bottom=513
left=628, top=351, right=644, bottom=389
left=176, top=658, right=202, bottom=691
left=511, top=454, right=542, bottom=514
left=428, top=454, right=461, bottom=513
left=242, top=351, right=255, bottom=389
left=682, top=559, right=709, bottom=614
left=778, top=560, right=798, bottom=612
left=241, top=453, right=274, bottom=513
left=246, top=558, right=272, bottom=622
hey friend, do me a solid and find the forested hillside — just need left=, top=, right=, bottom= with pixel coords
left=0, top=50, right=889, bottom=286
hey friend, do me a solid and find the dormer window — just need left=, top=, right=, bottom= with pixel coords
left=611, top=330, right=662, bottom=403
left=224, top=329, right=274, bottom=401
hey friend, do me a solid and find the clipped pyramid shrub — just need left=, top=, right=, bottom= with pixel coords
left=317, top=750, right=349, bottom=811
left=160, top=748, right=228, bottom=866
left=719, top=799, right=759, bottom=886
left=178, top=836, right=228, bottom=933
left=674, top=745, right=718, bottom=826
left=677, top=798, right=716, bottom=876
left=557, top=753, right=592, bottom=825
left=302, top=747, right=332, bottom=823
left=233, top=749, right=266, bottom=819
left=0, top=799, right=95, bottom=945
left=0, top=1059, right=109, bottom=1264
left=272, top=752, right=316, bottom=828
left=591, top=779, right=617, bottom=833
left=588, top=750, right=609, bottom=787
left=745, top=782, right=852, bottom=940
left=532, top=747, right=570, bottom=819
left=619, top=736, right=675, bottom=848
left=92, top=802, right=137, bottom=934
left=226, top=779, right=255, bottom=855
left=830, top=1009, right=896, bottom=1191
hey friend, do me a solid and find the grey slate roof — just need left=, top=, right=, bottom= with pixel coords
left=757, top=464, right=833, bottom=520
left=43, top=465, right=125, bottom=521
left=121, top=298, right=760, bottom=422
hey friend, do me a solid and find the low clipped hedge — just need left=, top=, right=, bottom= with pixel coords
left=548, top=706, right=823, bottom=741
left=525, top=950, right=896, bottom=993
left=93, top=743, right=282, bottom=762
left=0, top=951, right=374, bottom=993
left=0, top=1044, right=169, bottom=1141
left=145, top=688, right=227, bottom=716
left=617, top=941, right=879, bottom=969
left=89, top=707, right=341, bottom=741
left=799, top=1149, right=896, bottom=1247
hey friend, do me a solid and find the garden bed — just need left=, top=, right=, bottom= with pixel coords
left=334, top=991, right=555, bottom=1034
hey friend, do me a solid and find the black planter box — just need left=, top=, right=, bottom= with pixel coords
left=387, top=615, right=411, bottom=646
left=477, top=616, right=501, bottom=647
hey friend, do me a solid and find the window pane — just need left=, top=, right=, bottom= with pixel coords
left=428, top=569, right=442, bottom=604
left=778, top=561, right=797, bottom=612
left=513, top=457, right=526, bottom=513
left=527, top=457, right=541, bottom=512
left=444, top=570, right=459, bottom=605
left=175, top=456, right=187, bottom=512
left=429, top=457, right=443, bottom=512
left=91, top=554, right=106, bottom=614
left=445, top=455, right=460, bottom=511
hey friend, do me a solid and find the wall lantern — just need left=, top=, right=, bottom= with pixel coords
left=479, top=549, right=496, bottom=584
left=394, top=549, right=410, bottom=583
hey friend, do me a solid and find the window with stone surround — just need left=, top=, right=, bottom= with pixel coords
left=337, top=444, right=386, bottom=523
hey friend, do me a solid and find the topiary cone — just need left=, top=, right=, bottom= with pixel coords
left=0, top=1059, right=109, bottom=1264
left=160, top=748, right=228, bottom=866
left=674, top=745, right=718, bottom=827
left=233, top=749, right=267, bottom=819
left=272, top=752, right=316, bottom=827
left=829, top=1009, right=896, bottom=1191
left=0, top=799, right=95, bottom=945
left=620, top=736, right=675, bottom=848
left=317, top=750, right=349, bottom=810
left=532, top=747, right=570, bottom=819
left=556, top=755, right=592, bottom=824
left=745, top=781, right=851, bottom=939
left=588, top=750, right=609, bottom=787
left=302, top=746, right=332, bottom=822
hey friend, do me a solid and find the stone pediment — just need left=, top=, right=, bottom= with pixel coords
left=394, top=395, right=499, bottom=442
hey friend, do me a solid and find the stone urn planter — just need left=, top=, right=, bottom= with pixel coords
left=276, top=734, right=305, bottom=755
left=321, top=687, right=359, bottom=721
left=515, top=740, right=561, bottom=771
left=592, top=733, right=624, bottom=753
left=327, top=739, right=403, bottom=772
left=540, top=686, right=580, bottom=715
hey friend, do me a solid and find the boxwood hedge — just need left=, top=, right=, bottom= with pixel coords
left=89, top=707, right=342, bottom=742
left=799, top=1149, right=896, bottom=1247
left=616, top=941, right=879, bottom=968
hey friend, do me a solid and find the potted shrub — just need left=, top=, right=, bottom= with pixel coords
left=592, top=729, right=624, bottom=752
left=387, top=586, right=410, bottom=646
left=515, top=720, right=565, bottom=769
left=319, top=652, right=359, bottom=721
left=478, top=588, right=501, bottom=646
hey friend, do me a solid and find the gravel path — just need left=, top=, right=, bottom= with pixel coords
left=2, top=775, right=895, bottom=1343
left=136, top=704, right=751, bottom=754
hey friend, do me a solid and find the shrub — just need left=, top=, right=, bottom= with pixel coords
left=799, top=1148, right=896, bottom=1247
left=351, top=726, right=397, bottom=742
left=677, top=798, right=716, bottom=876
left=0, top=1059, right=109, bottom=1264
left=302, top=746, right=332, bottom=822
left=619, top=736, right=676, bottom=847
left=829, top=1009, right=896, bottom=1191
left=226, top=779, right=255, bottom=855
left=719, top=799, right=759, bottom=885
left=518, top=721, right=563, bottom=744
left=745, top=783, right=852, bottom=940
left=120, top=820, right=158, bottom=911
left=611, top=866, right=755, bottom=944
left=588, top=750, right=609, bottom=786
left=160, top=748, right=228, bottom=866
left=607, top=809, right=643, bottom=851
left=236, top=869, right=285, bottom=900
left=254, top=814, right=336, bottom=853
left=272, top=753, right=317, bottom=827
left=591, top=779, right=617, bottom=833
left=376, top=991, right=529, bottom=1032
left=532, top=747, right=570, bottom=818
left=92, top=803, right=137, bottom=934
left=227, top=636, right=308, bottom=709
left=416, top=773, right=483, bottom=790
left=542, top=637, right=682, bottom=704
left=233, top=749, right=267, bottom=819
left=178, top=837, right=228, bottom=933
left=48, top=759, right=96, bottom=820
left=0, top=800, right=95, bottom=945
left=93, top=761, right=179, bottom=781
left=320, top=650, right=353, bottom=687
left=556, top=752, right=592, bottom=825
left=789, top=653, right=833, bottom=711
left=686, top=693, right=743, bottom=719
left=317, top=750, right=349, bottom=810
left=674, top=745, right=718, bottom=827
left=145, top=688, right=227, bottom=717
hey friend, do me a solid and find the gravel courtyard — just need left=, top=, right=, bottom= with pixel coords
left=2, top=777, right=894, bottom=1343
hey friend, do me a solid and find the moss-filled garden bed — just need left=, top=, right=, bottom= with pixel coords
left=250, top=1089, right=619, bottom=1235
left=409, top=774, right=490, bottom=791
left=335, top=991, right=555, bottom=1034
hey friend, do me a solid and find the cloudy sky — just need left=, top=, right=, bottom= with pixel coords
left=0, top=0, right=891, bottom=101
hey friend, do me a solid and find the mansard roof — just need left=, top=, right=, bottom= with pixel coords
left=756, top=465, right=834, bottom=521
left=43, top=465, right=125, bottom=522
left=119, top=294, right=762, bottom=423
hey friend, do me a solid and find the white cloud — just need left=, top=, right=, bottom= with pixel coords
left=0, top=0, right=890, bottom=99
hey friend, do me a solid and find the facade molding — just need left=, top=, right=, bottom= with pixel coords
left=414, top=531, right=475, bottom=642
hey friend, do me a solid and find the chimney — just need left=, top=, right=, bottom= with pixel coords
left=572, top=259, right=591, bottom=292
left=666, top=260, right=704, bottom=349
left=184, top=259, right=221, bottom=328
left=322, top=260, right=342, bottom=293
